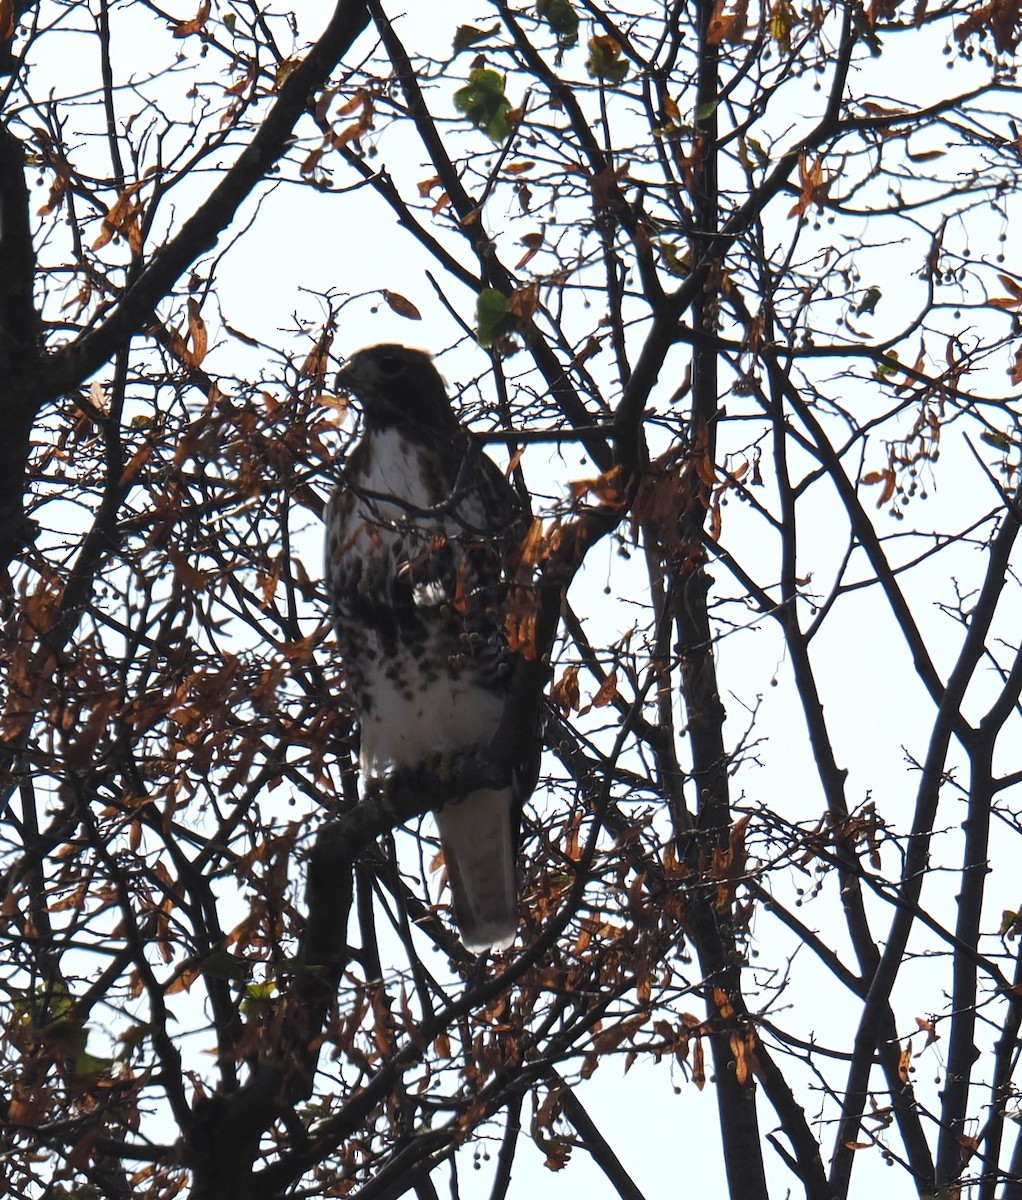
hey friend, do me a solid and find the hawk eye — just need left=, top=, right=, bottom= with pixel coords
left=377, top=354, right=404, bottom=377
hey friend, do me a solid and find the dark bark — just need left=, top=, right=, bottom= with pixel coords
left=185, top=820, right=358, bottom=1200
left=558, top=1079, right=649, bottom=1200
left=940, top=641, right=1022, bottom=1189
left=668, top=4, right=768, bottom=1197
left=0, top=120, right=40, bottom=564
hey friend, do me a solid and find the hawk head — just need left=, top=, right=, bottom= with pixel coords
left=336, top=345, right=459, bottom=433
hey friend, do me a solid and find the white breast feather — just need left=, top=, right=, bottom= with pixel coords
left=358, top=649, right=505, bottom=779
left=360, top=429, right=436, bottom=511
left=350, top=428, right=502, bottom=778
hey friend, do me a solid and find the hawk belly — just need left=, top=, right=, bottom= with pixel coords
left=356, top=642, right=505, bottom=776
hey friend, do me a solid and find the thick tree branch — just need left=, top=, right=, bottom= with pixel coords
left=939, top=641, right=1022, bottom=1186
left=556, top=1077, right=649, bottom=1200
left=0, top=120, right=40, bottom=563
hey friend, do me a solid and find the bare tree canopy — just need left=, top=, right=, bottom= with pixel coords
left=2, top=1, right=1022, bottom=1198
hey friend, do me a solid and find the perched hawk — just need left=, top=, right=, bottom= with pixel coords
left=325, top=344, right=531, bottom=952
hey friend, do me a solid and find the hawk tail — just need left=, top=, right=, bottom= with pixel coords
left=436, top=787, right=517, bottom=953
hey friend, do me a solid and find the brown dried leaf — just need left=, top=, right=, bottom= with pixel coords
left=707, top=0, right=750, bottom=43
left=170, top=550, right=206, bottom=592
left=958, top=1135, right=980, bottom=1164
left=172, top=0, right=211, bottom=37
left=590, top=670, right=619, bottom=708
left=788, top=154, right=832, bottom=219
left=692, top=1035, right=705, bottom=1089
left=507, top=281, right=540, bottom=322
left=551, top=664, right=580, bottom=714
left=165, top=968, right=200, bottom=995
left=93, top=180, right=145, bottom=251
left=382, top=290, right=422, bottom=320
left=335, top=89, right=368, bottom=118
left=568, top=465, right=625, bottom=507
left=570, top=335, right=603, bottom=370
left=504, top=599, right=538, bottom=660
left=914, top=1016, right=939, bottom=1046
left=224, top=61, right=259, bottom=97
left=300, top=327, right=334, bottom=381
left=515, top=517, right=547, bottom=570
left=259, top=559, right=282, bottom=609
left=186, top=298, right=208, bottom=367
left=862, top=467, right=896, bottom=506
left=371, top=987, right=395, bottom=1056
left=38, top=155, right=71, bottom=217
left=897, top=1044, right=912, bottom=1083
left=300, top=146, right=326, bottom=177
left=991, top=273, right=1022, bottom=309
left=331, top=118, right=369, bottom=151
left=118, top=443, right=152, bottom=488
left=516, top=230, right=544, bottom=270
left=730, top=1031, right=749, bottom=1084
left=956, top=0, right=1022, bottom=53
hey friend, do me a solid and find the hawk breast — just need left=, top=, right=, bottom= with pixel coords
left=326, top=426, right=514, bottom=777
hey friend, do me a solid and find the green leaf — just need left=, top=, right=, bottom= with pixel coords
left=746, top=137, right=770, bottom=166
left=16, top=981, right=74, bottom=1025
left=273, top=954, right=325, bottom=978
left=475, top=288, right=518, bottom=348
left=769, top=0, right=797, bottom=53
left=241, top=981, right=277, bottom=1016
left=586, top=35, right=629, bottom=84
left=453, top=69, right=512, bottom=142
left=74, top=1051, right=114, bottom=1078
left=453, top=24, right=498, bottom=53
left=537, top=0, right=579, bottom=46
left=856, top=286, right=882, bottom=316
left=657, top=240, right=691, bottom=278
left=200, top=949, right=250, bottom=981
left=117, top=1023, right=153, bottom=1060
left=224, top=12, right=236, bottom=34
left=981, top=430, right=1012, bottom=450
left=40, top=1017, right=89, bottom=1056
left=695, top=99, right=719, bottom=122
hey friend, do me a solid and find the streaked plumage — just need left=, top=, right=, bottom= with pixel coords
left=324, top=344, right=529, bottom=951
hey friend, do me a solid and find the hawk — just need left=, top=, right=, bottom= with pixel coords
left=325, top=344, right=532, bottom=952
